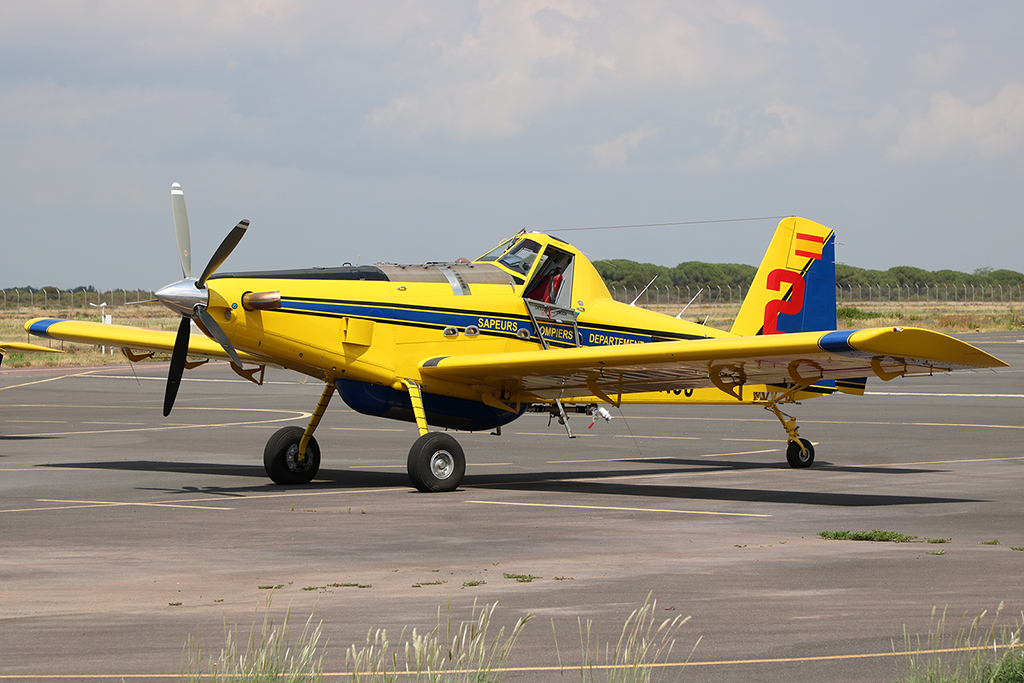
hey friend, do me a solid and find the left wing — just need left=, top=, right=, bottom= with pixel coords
left=24, top=318, right=262, bottom=363
left=420, top=327, right=1007, bottom=402
left=1, top=341, right=63, bottom=354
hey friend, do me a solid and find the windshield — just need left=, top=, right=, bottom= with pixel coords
left=497, top=239, right=545, bottom=275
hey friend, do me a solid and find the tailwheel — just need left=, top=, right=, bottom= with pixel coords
left=786, top=438, right=815, bottom=468
left=407, top=432, right=465, bottom=492
left=264, top=425, right=321, bottom=485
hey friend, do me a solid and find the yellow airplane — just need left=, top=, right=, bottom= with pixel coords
left=1, top=341, right=62, bottom=365
left=25, top=183, right=1007, bottom=491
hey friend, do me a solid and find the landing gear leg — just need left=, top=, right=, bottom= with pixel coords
left=264, top=382, right=334, bottom=485
left=400, top=379, right=466, bottom=492
left=767, top=403, right=814, bottom=468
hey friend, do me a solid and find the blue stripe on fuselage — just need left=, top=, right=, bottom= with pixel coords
left=279, top=299, right=657, bottom=347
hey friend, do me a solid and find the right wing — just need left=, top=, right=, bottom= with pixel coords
left=25, top=318, right=262, bottom=363
left=420, top=326, right=1007, bottom=403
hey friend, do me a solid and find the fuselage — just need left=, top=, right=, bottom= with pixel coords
left=202, top=232, right=733, bottom=429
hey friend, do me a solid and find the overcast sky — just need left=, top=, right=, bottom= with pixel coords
left=2, top=1, right=1022, bottom=290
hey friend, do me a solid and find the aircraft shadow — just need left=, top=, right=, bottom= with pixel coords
left=461, top=462, right=978, bottom=507
left=621, top=456, right=938, bottom=476
left=43, top=460, right=410, bottom=495
left=42, top=459, right=977, bottom=507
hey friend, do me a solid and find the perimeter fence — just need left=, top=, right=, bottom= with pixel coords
left=1, top=289, right=157, bottom=314
left=608, top=283, right=1024, bottom=307
left=2, top=284, right=1023, bottom=315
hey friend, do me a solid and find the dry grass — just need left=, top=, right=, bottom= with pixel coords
left=3, top=299, right=1019, bottom=370
left=0, top=303, right=179, bottom=368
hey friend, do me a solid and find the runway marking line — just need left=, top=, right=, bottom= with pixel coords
left=1, top=642, right=1023, bottom=679
left=466, top=499, right=771, bottom=518
left=0, top=369, right=104, bottom=392
left=0, top=487, right=409, bottom=514
left=547, top=448, right=777, bottom=464
left=1, top=406, right=311, bottom=437
left=612, top=434, right=700, bottom=440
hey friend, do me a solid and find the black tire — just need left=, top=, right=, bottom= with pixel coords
left=264, top=425, right=320, bottom=485
left=407, top=432, right=465, bottom=492
left=786, top=438, right=815, bottom=468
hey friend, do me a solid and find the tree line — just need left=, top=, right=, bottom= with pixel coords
left=593, top=259, right=1024, bottom=291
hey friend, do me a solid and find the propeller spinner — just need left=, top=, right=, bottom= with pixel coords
left=155, top=183, right=248, bottom=416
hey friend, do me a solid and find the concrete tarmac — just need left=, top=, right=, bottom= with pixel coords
left=1, top=331, right=1022, bottom=681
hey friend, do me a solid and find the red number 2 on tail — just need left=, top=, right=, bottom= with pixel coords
left=763, top=269, right=804, bottom=334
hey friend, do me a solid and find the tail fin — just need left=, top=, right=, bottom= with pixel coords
left=732, top=217, right=865, bottom=396
left=731, top=216, right=837, bottom=337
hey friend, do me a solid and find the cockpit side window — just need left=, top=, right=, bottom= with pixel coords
left=497, top=239, right=545, bottom=275
left=476, top=241, right=513, bottom=262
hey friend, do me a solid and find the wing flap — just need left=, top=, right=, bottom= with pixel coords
left=25, top=318, right=261, bottom=363
left=420, top=327, right=1006, bottom=400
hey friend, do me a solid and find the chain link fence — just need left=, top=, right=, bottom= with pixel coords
left=608, top=283, right=1024, bottom=307
left=1, top=289, right=157, bottom=314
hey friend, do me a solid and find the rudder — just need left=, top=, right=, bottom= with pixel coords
left=731, top=217, right=865, bottom=396
left=731, top=217, right=837, bottom=336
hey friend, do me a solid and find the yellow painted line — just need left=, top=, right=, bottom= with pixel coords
left=612, top=434, right=700, bottom=440
left=466, top=499, right=771, bottom=518
left=721, top=437, right=778, bottom=442
left=0, top=369, right=103, bottom=392
left=548, top=448, right=778, bottom=464
left=1, top=499, right=233, bottom=513
left=0, top=487, right=407, bottom=514
left=1, top=642, right=1021, bottom=679
left=512, top=432, right=596, bottom=437
left=699, top=448, right=780, bottom=458
left=547, top=455, right=681, bottom=463
left=329, top=427, right=407, bottom=432
left=869, top=455, right=1024, bottom=467
left=81, top=421, right=147, bottom=425
left=6, top=412, right=311, bottom=437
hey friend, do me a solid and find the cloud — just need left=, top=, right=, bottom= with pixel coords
left=590, top=125, right=658, bottom=170
left=366, top=0, right=785, bottom=141
left=886, top=82, right=1024, bottom=162
left=910, top=35, right=966, bottom=83
left=675, top=101, right=840, bottom=173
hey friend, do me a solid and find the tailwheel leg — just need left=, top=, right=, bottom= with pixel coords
left=264, top=382, right=334, bottom=485
left=767, top=403, right=815, bottom=468
left=401, top=379, right=465, bottom=492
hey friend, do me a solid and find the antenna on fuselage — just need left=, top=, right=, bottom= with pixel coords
left=629, top=276, right=658, bottom=307
left=675, top=288, right=703, bottom=319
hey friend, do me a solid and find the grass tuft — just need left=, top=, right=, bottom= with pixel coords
left=575, top=593, right=695, bottom=683
left=503, top=573, right=540, bottom=583
left=180, top=596, right=324, bottom=683
left=896, top=603, right=1024, bottom=683
left=344, top=600, right=531, bottom=682
left=819, top=529, right=918, bottom=543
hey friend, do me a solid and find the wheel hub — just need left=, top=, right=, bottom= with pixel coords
left=285, top=444, right=314, bottom=473
left=429, top=450, right=455, bottom=480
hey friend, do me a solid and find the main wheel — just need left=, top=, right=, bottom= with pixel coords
left=786, top=438, right=815, bottom=468
left=407, top=432, right=465, bottom=492
left=264, top=425, right=320, bottom=485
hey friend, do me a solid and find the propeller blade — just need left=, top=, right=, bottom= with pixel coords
left=197, top=220, right=249, bottom=287
left=170, top=183, right=192, bottom=279
left=163, top=316, right=192, bottom=416
left=197, top=306, right=243, bottom=367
